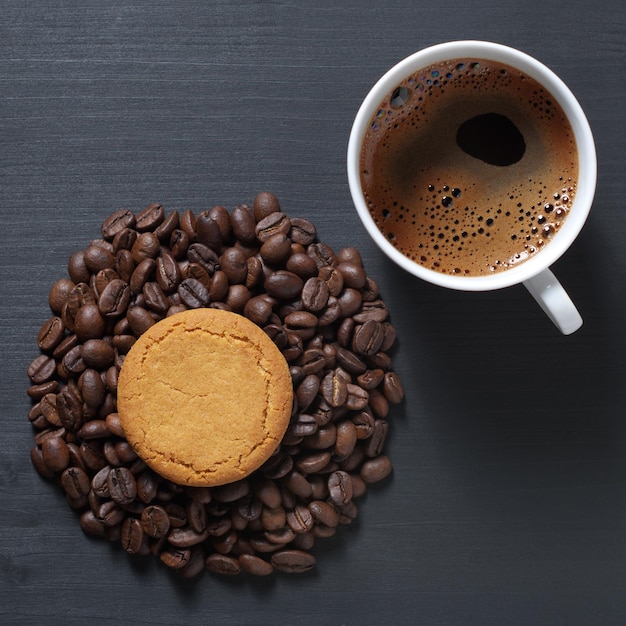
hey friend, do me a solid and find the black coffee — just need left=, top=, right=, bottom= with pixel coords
left=360, top=59, right=578, bottom=276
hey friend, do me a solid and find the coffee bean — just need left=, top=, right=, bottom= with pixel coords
left=270, top=549, right=315, bottom=573
left=155, top=252, right=181, bottom=293
left=48, top=278, right=75, bottom=315
left=328, top=470, right=353, bottom=506
left=131, top=232, right=160, bottom=263
left=244, top=295, right=273, bottom=326
left=81, top=339, right=115, bottom=370
left=239, top=553, right=274, bottom=576
left=143, top=281, right=170, bottom=313
left=84, top=244, right=115, bottom=273
left=129, top=258, right=155, bottom=295
left=60, top=466, right=90, bottom=499
left=136, top=202, right=164, bottom=232
left=321, top=370, right=348, bottom=408
left=61, top=345, right=86, bottom=377
left=334, top=420, right=357, bottom=459
left=264, top=270, right=303, bottom=300
left=73, top=304, right=106, bottom=342
left=260, top=232, right=291, bottom=265
left=360, top=455, right=393, bottom=483
left=307, top=242, right=337, bottom=269
left=289, top=218, right=317, bottom=246
left=357, top=368, right=384, bottom=390
left=337, top=262, right=367, bottom=289
left=176, top=278, right=208, bottom=309
left=170, top=228, right=190, bottom=260
left=154, top=209, right=179, bottom=242
left=168, top=527, right=210, bottom=548
left=296, top=376, right=320, bottom=412
left=345, top=383, right=369, bottom=411
left=28, top=354, right=56, bottom=384
left=98, top=279, right=130, bottom=317
left=301, top=277, right=329, bottom=312
left=41, top=436, right=70, bottom=473
left=56, top=388, right=83, bottom=431
left=37, top=317, right=65, bottom=352
left=383, top=371, right=404, bottom=404
left=286, top=504, right=314, bottom=534
left=253, top=191, right=281, bottom=222
left=102, top=209, right=136, bottom=240
left=80, top=369, right=106, bottom=408
left=126, top=305, right=156, bottom=335
left=206, top=553, right=241, bottom=575
left=286, top=252, right=318, bottom=279
left=161, top=547, right=191, bottom=570
left=308, top=500, right=339, bottom=528
left=352, top=320, right=385, bottom=356
left=107, top=467, right=137, bottom=505
left=230, top=205, right=256, bottom=244
left=121, top=517, right=145, bottom=554
left=256, top=212, right=291, bottom=243
left=364, top=419, right=389, bottom=457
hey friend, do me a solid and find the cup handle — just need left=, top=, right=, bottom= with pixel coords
left=523, top=269, right=583, bottom=335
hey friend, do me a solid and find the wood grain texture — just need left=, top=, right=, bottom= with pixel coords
left=1, top=1, right=625, bottom=624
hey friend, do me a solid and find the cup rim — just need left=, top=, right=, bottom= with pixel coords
left=347, top=40, right=597, bottom=291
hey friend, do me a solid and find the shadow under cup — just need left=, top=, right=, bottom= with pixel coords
left=347, top=40, right=597, bottom=332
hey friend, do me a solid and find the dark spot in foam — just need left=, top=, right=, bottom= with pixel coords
left=456, top=113, right=525, bottom=166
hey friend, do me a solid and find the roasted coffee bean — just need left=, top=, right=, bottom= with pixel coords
left=102, top=209, right=136, bottom=240
left=360, top=455, right=393, bottom=483
left=284, top=311, right=317, bottom=339
left=156, top=252, right=181, bottom=293
left=61, top=466, right=90, bottom=500
left=253, top=191, right=280, bottom=221
left=170, top=228, right=190, bottom=260
left=48, top=278, right=75, bottom=315
left=112, top=227, right=138, bottom=254
left=178, top=278, right=209, bottom=308
left=284, top=471, right=313, bottom=499
left=143, top=281, right=170, bottom=313
left=321, top=369, right=348, bottom=408
left=334, top=420, right=357, bottom=460
left=77, top=419, right=111, bottom=440
left=213, top=480, right=250, bottom=503
left=353, top=299, right=388, bottom=323
left=98, top=279, right=130, bottom=317
left=131, top=232, right=160, bottom=263
left=81, top=339, right=115, bottom=370
left=121, top=517, right=145, bottom=554
left=307, top=242, right=337, bottom=269
left=309, top=500, right=339, bottom=528
left=136, top=202, right=164, bottom=232
left=79, top=369, right=106, bottom=408
left=252, top=477, right=282, bottom=509
left=286, top=504, right=314, bottom=534
left=264, top=270, right=303, bottom=300
left=225, top=284, right=251, bottom=311
left=271, top=549, right=315, bottom=573
left=383, top=371, right=404, bottom=404
left=289, top=218, right=316, bottom=246
left=37, top=317, right=65, bottom=352
left=195, top=212, right=222, bottom=250
left=126, top=305, right=155, bottom=335
left=345, top=383, right=369, bottom=411
left=256, top=212, right=291, bottom=243
left=296, top=451, right=332, bottom=475
left=364, top=419, right=389, bottom=458
left=107, top=467, right=137, bottom=505
left=129, top=258, right=155, bottom=295
left=41, top=436, right=70, bottom=473
left=286, top=252, right=318, bottom=279
left=68, top=251, right=91, bottom=284
left=230, top=205, right=256, bottom=244
left=296, top=376, right=320, bottom=412
left=61, top=345, right=86, bottom=377
left=161, top=547, right=191, bottom=570
left=84, top=244, right=115, bottom=273
left=79, top=440, right=107, bottom=472
left=335, top=347, right=367, bottom=374
left=28, top=354, right=56, bottom=384
left=336, top=261, right=366, bottom=289
left=239, top=553, right=274, bottom=576
left=136, top=470, right=159, bottom=504
left=301, top=277, right=329, bottom=312
left=318, top=266, right=343, bottom=296
left=206, top=553, right=241, bottom=575
left=73, top=304, right=106, bottom=342
left=188, top=243, right=220, bottom=276
left=357, top=368, right=384, bottom=390
left=352, top=320, right=385, bottom=356
left=27, top=380, right=59, bottom=400
left=244, top=295, right=273, bottom=326
left=328, top=470, right=353, bottom=506
left=56, top=388, right=83, bottom=431
left=186, top=500, right=207, bottom=533
left=260, top=232, right=291, bottom=265
left=352, top=410, right=375, bottom=440
left=154, top=209, right=179, bottom=241
left=338, top=288, right=363, bottom=318
left=368, top=388, right=390, bottom=418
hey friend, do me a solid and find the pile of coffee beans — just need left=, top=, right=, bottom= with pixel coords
left=26, top=192, right=404, bottom=577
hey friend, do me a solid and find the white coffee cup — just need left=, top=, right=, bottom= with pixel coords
left=347, top=41, right=597, bottom=334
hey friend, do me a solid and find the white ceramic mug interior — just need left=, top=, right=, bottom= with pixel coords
left=347, top=41, right=597, bottom=333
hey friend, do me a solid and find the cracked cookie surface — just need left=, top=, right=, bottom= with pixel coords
left=117, top=308, right=293, bottom=487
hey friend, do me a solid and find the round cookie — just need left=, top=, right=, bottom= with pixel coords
left=117, top=308, right=293, bottom=487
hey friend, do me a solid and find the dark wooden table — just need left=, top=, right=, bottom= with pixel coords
left=2, top=1, right=625, bottom=624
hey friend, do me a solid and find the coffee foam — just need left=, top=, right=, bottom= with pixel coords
left=360, top=59, right=578, bottom=276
